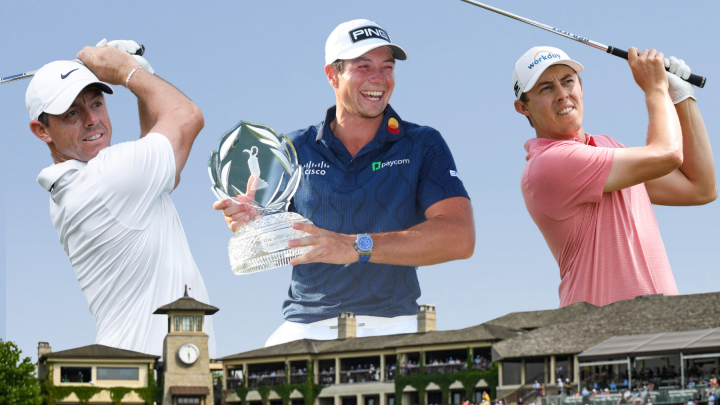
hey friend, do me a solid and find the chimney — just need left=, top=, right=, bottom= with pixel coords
left=38, top=342, right=52, bottom=359
left=417, top=304, right=436, bottom=333
left=337, top=312, right=357, bottom=339
left=37, top=342, right=52, bottom=381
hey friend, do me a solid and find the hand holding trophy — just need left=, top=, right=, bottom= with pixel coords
left=209, top=121, right=312, bottom=274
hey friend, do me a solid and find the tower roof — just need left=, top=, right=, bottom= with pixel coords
left=153, top=285, right=219, bottom=315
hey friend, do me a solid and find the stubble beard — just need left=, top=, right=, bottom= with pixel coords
left=341, top=97, right=385, bottom=120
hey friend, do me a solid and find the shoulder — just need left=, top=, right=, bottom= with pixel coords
left=95, top=133, right=172, bottom=162
left=591, top=134, right=627, bottom=148
left=401, top=121, right=443, bottom=142
left=285, top=123, right=321, bottom=144
left=526, top=138, right=587, bottom=162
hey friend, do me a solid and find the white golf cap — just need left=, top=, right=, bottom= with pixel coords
left=325, top=19, right=408, bottom=65
left=512, top=46, right=584, bottom=99
left=26, top=60, right=113, bottom=121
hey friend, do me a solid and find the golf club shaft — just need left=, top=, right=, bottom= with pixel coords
left=460, top=0, right=706, bottom=88
left=1, top=44, right=145, bottom=86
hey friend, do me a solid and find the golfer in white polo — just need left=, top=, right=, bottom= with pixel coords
left=28, top=40, right=215, bottom=357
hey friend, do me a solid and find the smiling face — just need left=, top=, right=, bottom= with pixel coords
left=330, top=46, right=395, bottom=120
left=514, top=64, right=584, bottom=140
left=30, top=86, right=112, bottom=163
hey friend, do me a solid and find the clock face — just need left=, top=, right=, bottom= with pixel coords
left=177, top=343, right=200, bottom=365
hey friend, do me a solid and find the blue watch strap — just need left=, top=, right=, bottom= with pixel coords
left=359, top=253, right=370, bottom=264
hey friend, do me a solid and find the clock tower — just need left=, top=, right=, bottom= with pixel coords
left=154, top=285, right=219, bottom=405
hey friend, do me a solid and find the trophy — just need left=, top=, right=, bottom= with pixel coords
left=209, top=121, right=312, bottom=274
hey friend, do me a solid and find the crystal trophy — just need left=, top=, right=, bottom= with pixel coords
left=209, top=121, right=312, bottom=274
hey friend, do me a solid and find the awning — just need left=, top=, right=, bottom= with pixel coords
left=578, top=328, right=720, bottom=362
left=170, top=386, right=210, bottom=395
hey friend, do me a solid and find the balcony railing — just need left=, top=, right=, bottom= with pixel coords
left=472, top=362, right=491, bottom=371
left=247, top=375, right=286, bottom=388
left=340, top=369, right=381, bottom=384
left=227, top=378, right=243, bottom=389
left=318, top=372, right=335, bottom=385
left=403, top=365, right=421, bottom=376
left=425, top=363, right=467, bottom=375
left=290, top=374, right=307, bottom=384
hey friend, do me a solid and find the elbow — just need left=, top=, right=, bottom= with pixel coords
left=453, top=233, right=475, bottom=260
left=696, top=186, right=718, bottom=205
left=189, top=103, right=205, bottom=133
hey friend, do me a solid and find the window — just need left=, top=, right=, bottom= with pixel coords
left=503, top=360, right=522, bottom=385
left=177, top=397, right=201, bottom=404
left=60, top=367, right=92, bottom=383
left=196, top=316, right=203, bottom=332
left=174, top=316, right=180, bottom=332
left=525, top=358, right=545, bottom=384
left=97, top=367, right=139, bottom=380
left=182, top=316, right=194, bottom=332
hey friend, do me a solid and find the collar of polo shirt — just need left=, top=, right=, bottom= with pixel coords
left=315, top=104, right=406, bottom=144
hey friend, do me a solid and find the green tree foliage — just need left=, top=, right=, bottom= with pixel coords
left=0, top=339, right=43, bottom=405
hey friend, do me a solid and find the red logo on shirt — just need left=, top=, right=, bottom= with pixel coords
left=388, top=117, right=399, bottom=134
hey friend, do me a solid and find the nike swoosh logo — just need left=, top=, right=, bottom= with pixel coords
left=60, top=68, right=79, bottom=79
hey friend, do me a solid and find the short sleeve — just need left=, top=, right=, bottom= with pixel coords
left=95, top=133, right=176, bottom=228
left=416, top=130, right=469, bottom=212
left=527, top=141, right=614, bottom=219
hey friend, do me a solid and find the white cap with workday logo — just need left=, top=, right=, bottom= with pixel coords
left=512, top=46, right=584, bottom=100
left=325, top=19, right=408, bottom=65
left=26, top=60, right=113, bottom=121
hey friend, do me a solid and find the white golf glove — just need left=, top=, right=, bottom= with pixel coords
left=95, top=38, right=155, bottom=75
left=664, top=56, right=695, bottom=104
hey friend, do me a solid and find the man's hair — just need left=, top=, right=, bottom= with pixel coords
left=38, top=112, right=50, bottom=127
left=331, top=59, right=345, bottom=74
left=519, top=73, right=582, bottom=128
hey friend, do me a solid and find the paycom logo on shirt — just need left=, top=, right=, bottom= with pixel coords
left=372, top=159, right=410, bottom=172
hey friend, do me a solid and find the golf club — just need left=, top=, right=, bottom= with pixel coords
left=0, top=44, right=145, bottom=86
left=459, top=0, right=706, bottom=88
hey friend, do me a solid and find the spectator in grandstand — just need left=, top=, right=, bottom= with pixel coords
left=582, top=387, right=590, bottom=405
left=610, top=382, right=618, bottom=391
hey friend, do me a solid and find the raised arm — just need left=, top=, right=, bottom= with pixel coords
left=603, top=48, right=683, bottom=193
left=77, top=45, right=203, bottom=188
left=644, top=95, right=716, bottom=205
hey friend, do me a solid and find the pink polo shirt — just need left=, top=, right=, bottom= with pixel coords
left=521, top=134, right=678, bottom=307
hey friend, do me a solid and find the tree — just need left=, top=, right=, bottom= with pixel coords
left=0, top=339, right=43, bottom=405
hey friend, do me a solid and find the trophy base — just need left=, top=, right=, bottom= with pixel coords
left=228, top=212, right=313, bottom=275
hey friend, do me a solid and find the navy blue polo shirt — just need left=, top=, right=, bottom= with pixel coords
left=283, top=104, right=469, bottom=323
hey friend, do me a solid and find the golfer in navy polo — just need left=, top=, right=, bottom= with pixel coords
left=214, top=19, right=475, bottom=346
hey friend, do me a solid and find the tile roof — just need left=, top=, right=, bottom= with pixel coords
left=492, top=292, right=720, bottom=360
left=40, top=344, right=159, bottom=361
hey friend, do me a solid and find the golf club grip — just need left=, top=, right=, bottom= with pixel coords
left=607, top=46, right=706, bottom=88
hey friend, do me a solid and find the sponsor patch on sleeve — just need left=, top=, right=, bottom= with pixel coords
left=450, top=170, right=460, bottom=180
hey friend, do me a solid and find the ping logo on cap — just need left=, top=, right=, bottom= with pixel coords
left=528, top=50, right=561, bottom=70
left=388, top=117, right=399, bottom=134
left=349, top=26, right=391, bottom=43
left=514, top=81, right=521, bottom=98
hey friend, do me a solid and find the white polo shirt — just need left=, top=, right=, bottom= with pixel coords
left=37, top=133, right=215, bottom=357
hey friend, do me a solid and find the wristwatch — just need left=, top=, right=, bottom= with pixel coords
left=354, top=233, right=373, bottom=264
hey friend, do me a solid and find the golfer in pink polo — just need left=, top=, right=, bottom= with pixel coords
left=513, top=46, right=716, bottom=307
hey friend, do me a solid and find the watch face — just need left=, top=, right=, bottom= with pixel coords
left=357, top=236, right=373, bottom=251
left=177, top=343, right=200, bottom=365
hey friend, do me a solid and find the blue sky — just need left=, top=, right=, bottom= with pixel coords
left=2, top=0, right=719, bottom=361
